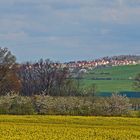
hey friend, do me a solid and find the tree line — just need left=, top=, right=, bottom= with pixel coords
left=0, top=47, right=93, bottom=96
left=0, top=47, right=140, bottom=96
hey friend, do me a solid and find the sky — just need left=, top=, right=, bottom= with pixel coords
left=0, top=0, right=140, bottom=62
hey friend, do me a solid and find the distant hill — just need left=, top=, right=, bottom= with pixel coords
left=102, top=55, right=140, bottom=61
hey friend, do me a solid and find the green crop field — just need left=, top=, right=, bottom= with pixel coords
left=0, top=115, right=140, bottom=140
left=80, top=64, right=140, bottom=92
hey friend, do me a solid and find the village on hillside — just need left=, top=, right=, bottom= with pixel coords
left=22, top=55, right=140, bottom=74
left=58, top=55, right=140, bottom=71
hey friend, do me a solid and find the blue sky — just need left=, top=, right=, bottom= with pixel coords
left=0, top=0, right=140, bottom=62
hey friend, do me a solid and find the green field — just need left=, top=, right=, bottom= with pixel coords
left=0, top=115, right=140, bottom=140
left=80, top=64, right=140, bottom=92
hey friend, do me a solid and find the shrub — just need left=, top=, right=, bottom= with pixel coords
left=32, top=95, right=52, bottom=115
left=32, top=96, right=94, bottom=115
left=0, top=96, right=11, bottom=114
left=92, top=94, right=131, bottom=116
left=105, top=94, right=131, bottom=116
left=0, top=94, right=132, bottom=116
left=9, top=95, right=35, bottom=115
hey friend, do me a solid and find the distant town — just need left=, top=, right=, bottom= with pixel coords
left=53, top=55, right=140, bottom=71
left=23, top=55, right=140, bottom=74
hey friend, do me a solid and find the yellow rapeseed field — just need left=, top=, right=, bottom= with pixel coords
left=0, top=115, right=140, bottom=140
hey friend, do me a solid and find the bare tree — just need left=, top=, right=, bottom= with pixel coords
left=19, top=59, right=70, bottom=96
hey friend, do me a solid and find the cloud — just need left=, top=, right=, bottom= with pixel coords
left=0, top=31, right=27, bottom=41
left=0, top=0, right=139, bottom=62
